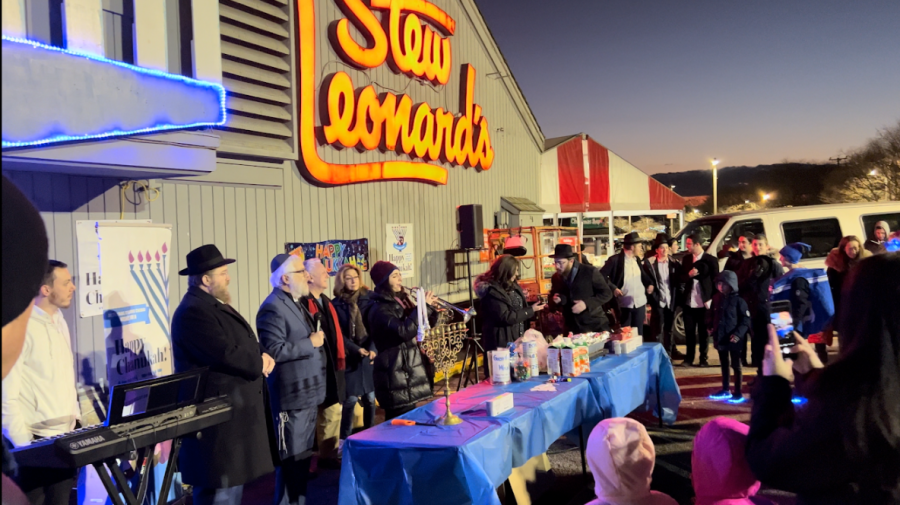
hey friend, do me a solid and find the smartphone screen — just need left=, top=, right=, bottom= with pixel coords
left=769, top=301, right=795, bottom=353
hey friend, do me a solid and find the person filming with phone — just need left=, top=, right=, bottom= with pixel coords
left=746, top=253, right=900, bottom=504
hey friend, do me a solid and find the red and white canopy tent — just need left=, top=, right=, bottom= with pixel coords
left=540, top=133, right=685, bottom=260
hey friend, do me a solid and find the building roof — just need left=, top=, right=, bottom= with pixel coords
left=543, top=134, right=580, bottom=151
left=501, top=196, right=544, bottom=213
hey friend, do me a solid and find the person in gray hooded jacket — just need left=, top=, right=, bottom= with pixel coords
left=708, top=270, right=750, bottom=400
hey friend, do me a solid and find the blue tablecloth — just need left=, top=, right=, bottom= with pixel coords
left=339, top=343, right=680, bottom=505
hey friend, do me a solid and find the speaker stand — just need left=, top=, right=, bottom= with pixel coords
left=457, top=249, right=483, bottom=391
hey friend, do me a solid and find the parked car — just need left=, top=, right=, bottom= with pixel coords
left=668, top=201, right=900, bottom=344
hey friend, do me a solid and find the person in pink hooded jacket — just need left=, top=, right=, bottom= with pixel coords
left=586, top=418, right=677, bottom=505
left=692, top=417, right=773, bottom=505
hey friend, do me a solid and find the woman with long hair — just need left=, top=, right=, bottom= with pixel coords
left=824, top=235, right=872, bottom=361
left=747, top=253, right=900, bottom=504
left=475, top=255, right=546, bottom=376
left=331, top=264, right=376, bottom=443
left=362, top=261, right=438, bottom=420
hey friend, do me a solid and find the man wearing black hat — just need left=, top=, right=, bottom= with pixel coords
left=2, top=175, right=50, bottom=505
left=549, top=244, right=614, bottom=333
left=644, top=234, right=680, bottom=356
left=257, top=254, right=325, bottom=505
left=601, top=232, right=654, bottom=337
left=171, top=245, right=277, bottom=505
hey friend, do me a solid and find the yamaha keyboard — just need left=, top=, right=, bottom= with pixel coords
left=10, top=396, right=231, bottom=469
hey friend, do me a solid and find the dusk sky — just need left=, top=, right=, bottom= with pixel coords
left=475, top=0, right=900, bottom=174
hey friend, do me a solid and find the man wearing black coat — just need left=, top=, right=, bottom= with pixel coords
left=257, top=254, right=325, bottom=505
left=549, top=244, right=614, bottom=333
left=303, top=259, right=346, bottom=465
left=678, top=235, right=719, bottom=367
left=644, top=234, right=680, bottom=355
left=171, top=245, right=277, bottom=505
left=601, top=232, right=654, bottom=337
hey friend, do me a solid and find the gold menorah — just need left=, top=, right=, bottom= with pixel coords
left=420, top=322, right=467, bottom=425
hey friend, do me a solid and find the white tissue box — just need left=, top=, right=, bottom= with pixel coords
left=487, top=393, right=514, bottom=416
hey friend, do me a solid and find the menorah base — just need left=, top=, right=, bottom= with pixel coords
left=438, top=412, right=463, bottom=426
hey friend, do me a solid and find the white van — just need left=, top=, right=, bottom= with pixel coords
left=672, top=201, right=900, bottom=270
left=668, top=201, right=899, bottom=342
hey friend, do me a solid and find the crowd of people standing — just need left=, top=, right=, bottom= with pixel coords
left=2, top=170, right=897, bottom=505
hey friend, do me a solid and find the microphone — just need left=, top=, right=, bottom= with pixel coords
left=314, top=312, right=323, bottom=332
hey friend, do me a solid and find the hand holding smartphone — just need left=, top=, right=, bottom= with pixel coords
left=769, top=300, right=795, bottom=355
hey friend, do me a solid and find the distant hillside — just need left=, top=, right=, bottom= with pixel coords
left=652, top=163, right=839, bottom=208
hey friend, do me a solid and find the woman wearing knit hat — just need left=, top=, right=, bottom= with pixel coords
left=362, top=261, right=439, bottom=420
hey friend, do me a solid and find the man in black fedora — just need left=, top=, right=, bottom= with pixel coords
left=171, top=245, right=277, bottom=505
left=549, top=244, right=613, bottom=333
left=601, top=232, right=654, bottom=338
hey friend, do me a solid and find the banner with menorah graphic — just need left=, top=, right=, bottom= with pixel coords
left=98, top=223, right=174, bottom=388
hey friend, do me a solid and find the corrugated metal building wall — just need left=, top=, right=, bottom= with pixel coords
left=2, top=0, right=543, bottom=387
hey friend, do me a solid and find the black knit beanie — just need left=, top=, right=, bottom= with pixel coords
left=2, top=176, right=49, bottom=327
left=370, top=261, right=399, bottom=288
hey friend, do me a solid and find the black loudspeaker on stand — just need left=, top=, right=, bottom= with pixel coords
left=457, top=205, right=484, bottom=391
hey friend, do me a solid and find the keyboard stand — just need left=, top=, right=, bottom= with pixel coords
left=91, top=437, right=183, bottom=505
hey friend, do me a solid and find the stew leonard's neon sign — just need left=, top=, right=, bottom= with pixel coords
left=298, top=0, right=494, bottom=186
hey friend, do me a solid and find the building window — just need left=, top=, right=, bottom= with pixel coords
left=102, top=0, right=135, bottom=64
left=718, top=219, right=765, bottom=253
left=165, top=0, right=194, bottom=76
left=781, top=218, right=842, bottom=260
left=25, top=0, right=66, bottom=48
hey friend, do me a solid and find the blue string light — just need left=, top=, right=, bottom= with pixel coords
left=791, top=396, right=808, bottom=406
left=1, top=35, right=227, bottom=149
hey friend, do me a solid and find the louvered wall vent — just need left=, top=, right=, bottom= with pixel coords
left=217, top=0, right=296, bottom=159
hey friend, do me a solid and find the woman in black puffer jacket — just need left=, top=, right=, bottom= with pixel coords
left=362, top=261, right=439, bottom=420
left=475, top=255, right=546, bottom=376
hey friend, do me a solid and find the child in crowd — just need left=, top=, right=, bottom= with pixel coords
left=586, top=418, right=677, bottom=505
left=692, top=417, right=773, bottom=505
left=709, top=271, right=751, bottom=400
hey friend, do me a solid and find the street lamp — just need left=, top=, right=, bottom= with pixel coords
left=869, top=169, right=888, bottom=201
left=763, top=193, right=771, bottom=203
left=711, top=158, right=720, bottom=214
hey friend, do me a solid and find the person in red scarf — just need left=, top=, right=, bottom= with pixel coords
left=303, top=259, right=346, bottom=466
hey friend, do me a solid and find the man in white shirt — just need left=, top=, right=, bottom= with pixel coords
left=600, top=233, right=653, bottom=337
left=678, top=235, right=719, bottom=367
left=2, top=260, right=80, bottom=505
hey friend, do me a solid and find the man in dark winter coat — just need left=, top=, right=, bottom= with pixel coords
left=725, top=232, right=755, bottom=273
left=601, top=232, right=654, bottom=337
left=550, top=244, right=614, bottom=333
left=740, top=235, right=784, bottom=373
left=708, top=271, right=750, bottom=400
left=644, top=234, right=680, bottom=355
left=303, top=259, right=346, bottom=465
left=362, top=261, right=437, bottom=420
left=678, top=235, right=719, bottom=367
left=171, top=245, right=277, bottom=505
left=257, top=254, right=325, bottom=505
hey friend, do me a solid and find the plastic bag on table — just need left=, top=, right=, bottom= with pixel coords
left=515, top=329, right=550, bottom=372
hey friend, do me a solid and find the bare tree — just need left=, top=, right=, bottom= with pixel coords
left=821, top=121, right=900, bottom=203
